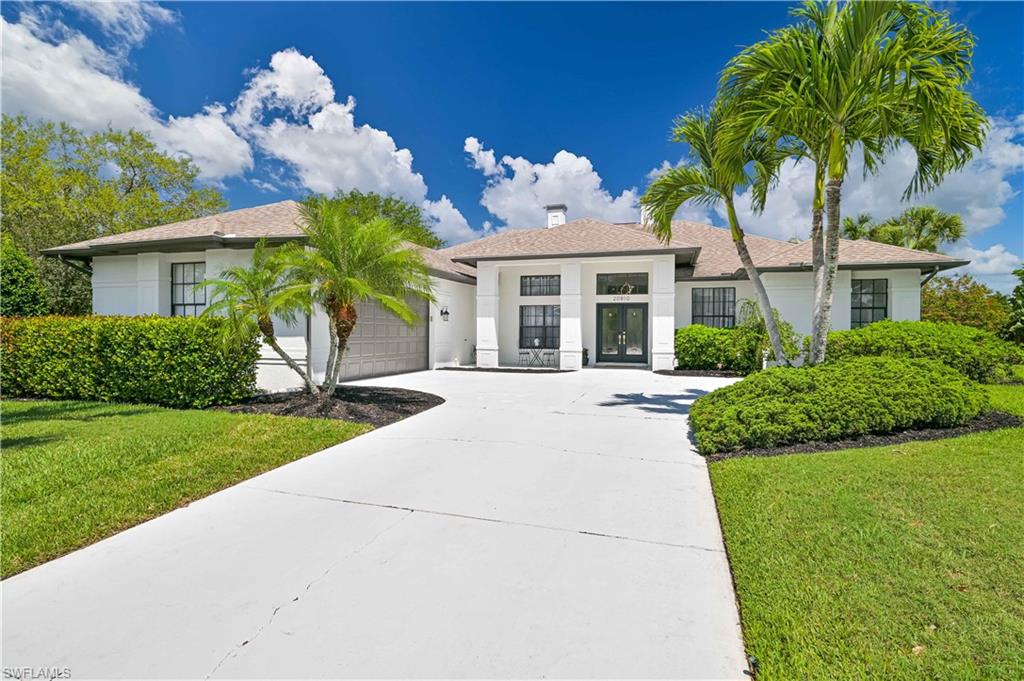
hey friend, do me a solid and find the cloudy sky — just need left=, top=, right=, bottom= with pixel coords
left=2, top=1, right=1021, bottom=289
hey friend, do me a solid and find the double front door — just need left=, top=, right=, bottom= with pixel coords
left=597, top=303, right=647, bottom=363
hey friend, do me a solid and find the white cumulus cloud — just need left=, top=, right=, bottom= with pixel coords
left=465, top=139, right=639, bottom=229
left=64, top=0, right=177, bottom=50
left=946, top=242, right=1023, bottom=292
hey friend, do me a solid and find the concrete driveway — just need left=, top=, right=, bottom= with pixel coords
left=2, top=369, right=747, bottom=679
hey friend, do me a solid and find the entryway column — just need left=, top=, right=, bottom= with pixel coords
left=559, top=261, right=583, bottom=370
left=137, top=253, right=169, bottom=316
left=475, top=262, right=500, bottom=367
left=651, top=255, right=676, bottom=371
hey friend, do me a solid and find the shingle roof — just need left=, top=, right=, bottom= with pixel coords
left=440, top=218, right=699, bottom=262
left=757, top=237, right=967, bottom=271
left=42, top=199, right=475, bottom=282
left=42, top=200, right=966, bottom=282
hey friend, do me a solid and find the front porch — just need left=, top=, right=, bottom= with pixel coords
left=472, top=256, right=678, bottom=372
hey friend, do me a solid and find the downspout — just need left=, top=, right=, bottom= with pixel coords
left=56, top=255, right=93, bottom=276
left=920, top=266, right=940, bottom=288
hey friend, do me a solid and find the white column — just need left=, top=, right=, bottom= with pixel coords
left=650, top=255, right=676, bottom=371
left=559, top=261, right=583, bottom=370
left=475, top=262, right=500, bottom=367
left=136, top=253, right=168, bottom=316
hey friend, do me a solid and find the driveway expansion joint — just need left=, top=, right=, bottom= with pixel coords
left=243, top=485, right=726, bottom=555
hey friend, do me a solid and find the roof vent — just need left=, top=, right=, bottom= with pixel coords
left=545, top=204, right=567, bottom=228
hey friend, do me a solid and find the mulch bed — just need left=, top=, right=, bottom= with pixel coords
left=214, top=386, right=445, bottom=428
left=656, top=369, right=744, bottom=378
left=705, top=411, right=1023, bottom=462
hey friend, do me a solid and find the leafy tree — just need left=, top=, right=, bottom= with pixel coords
left=642, top=104, right=792, bottom=365
left=331, top=189, right=443, bottom=248
left=841, top=213, right=876, bottom=240
left=0, top=233, right=48, bottom=317
left=281, top=196, right=433, bottom=397
left=0, top=116, right=226, bottom=313
left=1001, top=268, right=1024, bottom=343
left=871, top=206, right=964, bottom=252
left=722, top=0, right=987, bottom=364
left=199, top=241, right=318, bottom=394
left=922, top=274, right=1010, bottom=333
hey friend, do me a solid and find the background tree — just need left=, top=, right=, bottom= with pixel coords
left=722, top=0, right=987, bottom=364
left=281, top=196, right=433, bottom=398
left=871, top=206, right=964, bottom=253
left=200, top=241, right=318, bottom=394
left=841, top=213, right=876, bottom=241
left=922, top=273, right=1010, bottom=333
left=0, top=116, right=226, bottom=314
left=331, top=189, right=443, bottom=248
left=642, top=105, right=791, bottom=365
left=0, top=234, right=48, bottom=317
left=1001, top=268, right=1024, bottom=343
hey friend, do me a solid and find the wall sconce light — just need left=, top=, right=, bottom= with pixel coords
left=440, top=306, right=450, bottom=322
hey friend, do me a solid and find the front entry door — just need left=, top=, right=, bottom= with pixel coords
left=596, top=303, right=648, bottom=363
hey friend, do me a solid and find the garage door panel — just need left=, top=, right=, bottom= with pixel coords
left=336, top=298, right=428, bottom=381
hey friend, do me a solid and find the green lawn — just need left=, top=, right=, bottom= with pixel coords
left=709, top=381, right=1024, bottom=679
left=1, top=400, right=370, bottom=577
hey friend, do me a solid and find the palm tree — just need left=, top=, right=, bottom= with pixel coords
left=641, top=104, right=791, bottom=366
left=721, top=0, right=987, bottom=363
left=199, top=240, right=318, bottom=394
left=281, top=196, right=433, bottom=398
left=871, top=206, right=964, bottom=252
left=841, top=213, right=875, bottom=241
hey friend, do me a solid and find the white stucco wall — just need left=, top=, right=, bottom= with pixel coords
left=673, top=268, right=922, bottom=337
left=429, top=277, right=477, bottom=367
left=496, top=263, right=562, bottom=367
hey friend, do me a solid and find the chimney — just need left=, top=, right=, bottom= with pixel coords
left=545, top=204, right=567, bottom=228
left=639, top=205, right=653, bottom=228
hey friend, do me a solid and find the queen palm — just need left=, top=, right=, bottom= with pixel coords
left=281, top=196, right=433, bottom=398
left=199, top=240, right=318, bottom=394
left=872, top=206, right=964, bottom=252
left=721, top=0, right=987, bottom=363
left=642, top=104, right=791, bottom=365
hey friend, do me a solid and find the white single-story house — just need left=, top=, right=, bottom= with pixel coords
left=44, top=200, right=967, bottom=390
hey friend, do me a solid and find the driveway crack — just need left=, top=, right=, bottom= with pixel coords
left=204, top=509, right=413, bottom=679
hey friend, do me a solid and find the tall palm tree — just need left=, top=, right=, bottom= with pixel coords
left=199, top=240, right=318, bottom=394
left=721, top=0, right=987, bottom=363
left=841, top=213, right=876, bottom=241
left=642, top=104, right=791, bottom=365
left=871, top=206, right=964, bottom=252
left=281, top=196, right=434, bottom=398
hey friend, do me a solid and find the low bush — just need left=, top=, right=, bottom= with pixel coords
left=675, top=301, right=801, bottom=374
left=824, top=320, right=1024, bottom=383
left=690, top=356, right=989, bottom=455
left=0, top=316, right=259, bottom=408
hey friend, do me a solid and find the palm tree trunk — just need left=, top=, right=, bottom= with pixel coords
left=811, top=176, right=843, bottom=363
left=322, top=303, right=358, bottom=398
left=264, top=334, right=319, bottom=395
left=809, top=166, right=827, bottom=364
left=726, top=198, right=788, bottom=366
left=321, top=318, right=339, bottom=391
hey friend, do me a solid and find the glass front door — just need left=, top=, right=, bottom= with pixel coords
left=595, top=304, right=647, bottom=363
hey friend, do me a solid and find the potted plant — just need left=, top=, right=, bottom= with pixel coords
left=583, top=348, right=590, bottom=366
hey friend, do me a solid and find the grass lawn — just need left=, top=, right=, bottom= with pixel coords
left=710, top=380, right=1024, bottom=680
left=1, top=400, right=370, bottom=577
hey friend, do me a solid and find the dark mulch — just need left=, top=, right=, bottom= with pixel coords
left=214, top=386, right=445, bottom=428
left=705, top=410, right=1023, bottom=462
left=439, top=367, right=568, bottom=374
left=656, top=369, right=744, bottom=378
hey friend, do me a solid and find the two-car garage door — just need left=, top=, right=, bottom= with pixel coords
left=336, top=298, right=429, bottom=381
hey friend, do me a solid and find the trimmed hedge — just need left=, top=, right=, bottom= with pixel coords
left=1, top=316, right=259, bottom=408
left=674, top=325, right=735, bottom=371
left=675, top=304, right=801, bottom=374
left=824, top=320, right=1024, bottom=383
left=689, top=356, right=989, bottom=455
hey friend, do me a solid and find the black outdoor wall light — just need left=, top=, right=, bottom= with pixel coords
left=440, top=306, right=450, bottom=322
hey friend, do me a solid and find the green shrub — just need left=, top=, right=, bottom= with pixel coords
left=824, top=320, right=1024, bottom=383
left=675, top=302, right=801, bottom=374
left=690, top=356, right=989, bottom=455
left=674, top=325, right=735, bottom=371
left=0, top=234, right=48, bottom=317
left=0, top=316, right=259, bottom=408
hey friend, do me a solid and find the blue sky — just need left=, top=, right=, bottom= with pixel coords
left=2, top=1, right=1022, bottom=289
